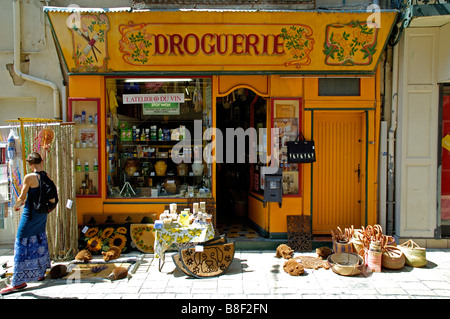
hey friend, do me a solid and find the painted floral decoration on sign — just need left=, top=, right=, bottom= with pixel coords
left=119, top=23, right=153, bottom=65
left=125, top=30, right=153, bottom=64
left=70, top=14, right=111, bottom=72
left=279, top=25, right=315, bottom=68
left=323, top=21, right=378, bottom=66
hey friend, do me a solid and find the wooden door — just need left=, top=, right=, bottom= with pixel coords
left=312, top=111, right=365, bottom=234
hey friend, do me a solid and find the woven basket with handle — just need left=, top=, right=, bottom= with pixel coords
left=398, top=240, right=427, bottom=267
left=382, top=246, right=405, bottom=270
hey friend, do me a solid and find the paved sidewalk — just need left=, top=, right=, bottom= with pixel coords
left=1, top=248, right=450, bottom=300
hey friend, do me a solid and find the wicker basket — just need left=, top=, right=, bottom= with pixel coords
left=398, top=240, right=427, bottom=267
left=386, top=236, right=396, bottom=246
left=333, top=240, right=354, bottom=253
left=382, top=246, right=405, bottom=270
left=327, top=253, right=364, bottom=276
left=351, top=230, right=365, bottom=258
left=365, top=248, right=382, bottom=272
left=330, top=252, right=360, bottom=266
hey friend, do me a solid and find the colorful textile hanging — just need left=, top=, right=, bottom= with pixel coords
left=21, top=122, right=77, bottom=261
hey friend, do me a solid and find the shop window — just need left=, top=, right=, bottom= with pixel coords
left=318, top=78, right=360, bottom=96
left=105, top=77, right=212, bottom=199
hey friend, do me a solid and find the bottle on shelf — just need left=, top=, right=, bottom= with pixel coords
left=93, top=158, right=98, bottom=171
left=85, top=161, right=89, bottom=172
left=136, top=128, right=140, bottom=141
left=76, top=159, right=82, bottom=172
left=151, top=126, right=157, bottom=141
left=81, top=181, right=86, bottom=194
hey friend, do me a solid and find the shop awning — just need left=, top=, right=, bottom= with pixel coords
left=45, top=7, right=398, bottom=75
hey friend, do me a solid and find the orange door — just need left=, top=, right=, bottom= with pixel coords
left=312, top=111, right=365, bottom=234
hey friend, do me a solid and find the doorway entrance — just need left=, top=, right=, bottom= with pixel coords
left=215, top=89, right=267, bottom=239
left=312, top=111, right=366, bottom=234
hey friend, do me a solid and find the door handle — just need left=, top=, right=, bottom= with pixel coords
left=355, top=164, right=361, bottom=183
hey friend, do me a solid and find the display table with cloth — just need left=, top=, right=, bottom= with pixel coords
left=154, top=223, right=215, bottom=271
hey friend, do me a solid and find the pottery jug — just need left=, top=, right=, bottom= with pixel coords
left=155, top=160, right=167, bottom=176
left=192, top=162, right=204, bottom=176
left=164, top=178, right=178, bottom=194
left=177, top=163, right=188, bottom=176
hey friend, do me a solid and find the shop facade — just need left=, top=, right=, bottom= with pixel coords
left=46, top=8, right=397, bottom=238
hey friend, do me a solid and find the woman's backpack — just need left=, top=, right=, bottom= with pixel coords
left=34, top=171, right=59, bottom=214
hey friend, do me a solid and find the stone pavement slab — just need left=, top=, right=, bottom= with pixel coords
left=1, top=248, right=450, bottom=302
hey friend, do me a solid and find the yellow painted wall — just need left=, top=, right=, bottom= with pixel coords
left=266, top=75, right=305, bottom=234
left=248, top=194, right=266, bottom=231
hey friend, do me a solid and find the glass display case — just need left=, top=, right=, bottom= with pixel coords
left=69, top=98, right=101, bottom=197
left=105, top=77, right=212, bottom=199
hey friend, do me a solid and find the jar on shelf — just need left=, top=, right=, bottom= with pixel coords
left=192, top=162, right=204, bottom=176
left=124, top=158, right=140, bottom=176
left=155, top=160, right=167, bottom=176
left=164, top=178, right=179, bottom=194
left=177, top=163, right=188, bottom=176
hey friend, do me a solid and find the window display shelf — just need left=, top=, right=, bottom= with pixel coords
left=69, top=97, right=101, bottom=198
left=105, top=77, right=212, bottom=199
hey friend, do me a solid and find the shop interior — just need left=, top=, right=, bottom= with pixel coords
left=215, top=89, right=268, bottom=239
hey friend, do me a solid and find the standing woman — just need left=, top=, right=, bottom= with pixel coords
left=1, top=152, right=52, bottom=295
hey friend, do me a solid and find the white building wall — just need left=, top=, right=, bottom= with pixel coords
left=0, top=0, right=63, bottom=126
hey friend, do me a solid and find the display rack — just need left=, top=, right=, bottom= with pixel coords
left=4, top=118, right=62, bottom=174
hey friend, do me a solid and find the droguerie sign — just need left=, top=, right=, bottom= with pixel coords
left=49, top=9, right=398, bottom=72
left=150, top=33, right=285, bottom=56
left=118, top=23, right=315, bottom=68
